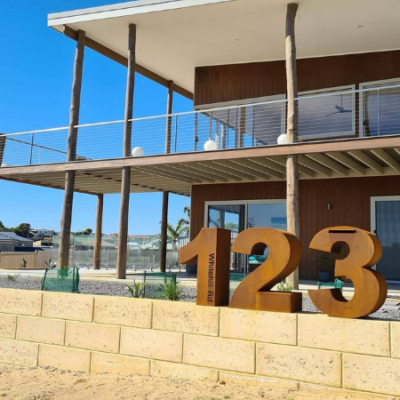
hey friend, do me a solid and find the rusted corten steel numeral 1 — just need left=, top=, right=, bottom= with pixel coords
left=179, top=228, right=231, bottom=306
left=308, top=226, right=388, bottom=319
left=229, top=228, right=302, bottom=313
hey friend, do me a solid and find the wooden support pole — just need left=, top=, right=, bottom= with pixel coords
left=58, top=30, right=85, bottom=269
left=285, top=3, right=300, bottom=289
left=160, top=81, right=174, bottom=272
left=93, top=194, right=104, bottom=270
left=116, top=24, right=136, bottom=279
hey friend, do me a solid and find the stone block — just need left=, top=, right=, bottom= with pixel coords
left=17, top=317, right=65, bottom=346
left=220, top=372, right=299, bottom=390
left=94, top=296, right=152, bottom=329
left=65, top=322, right=120, bottom=353
left=257, top=343, right=341, bottom=387
left=153, top=301, right=219, bottom=336
left=0, top=314, right=16, bottom=339
left=121, top=327, right=182, bottom=363
left=0, top=339, right=38, bottom=367
left=42, top=292, right=94, bottom=322
left=91, top=352, right=150, bottom=375
left=151, top=360, right=219, bottom=381
left=0, top=289, right=41, bottom=317
left=183, top=334, right=255, bottom=373
left=344, top=353, right=400, bottom=396
left=39, top=345, right=90, bottom=372
left=220, top=308, right=296, bottom=345
left=299, top=314, right=390, bottom=356
left=391, top=322, right=400, bottom=358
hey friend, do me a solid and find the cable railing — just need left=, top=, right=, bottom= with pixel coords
left=1, top=84, right=400, bottom=167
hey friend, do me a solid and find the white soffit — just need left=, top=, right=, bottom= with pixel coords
left=48, top=0, right=400, bottom=94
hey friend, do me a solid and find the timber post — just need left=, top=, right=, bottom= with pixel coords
left=58, top=30, right=86, bottom=269
left=160, top=81, right=174, bottom=272
left=285, top=3, right=300, bottom=289
left=93, top=194, right=104, bottom=270
left=116, top=24, right=136, bottom=279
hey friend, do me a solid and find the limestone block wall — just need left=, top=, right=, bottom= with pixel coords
left=0, top=288, right=399, bottom=398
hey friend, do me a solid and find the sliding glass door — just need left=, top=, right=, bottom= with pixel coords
left=205, top=200, right=286, bottom=273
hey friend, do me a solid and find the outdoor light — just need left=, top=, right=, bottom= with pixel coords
left=131, top=146, right=144, bottom=157
left=204, top=140, right=217, bottom=151
left=277, top=134, right=288, bottom=145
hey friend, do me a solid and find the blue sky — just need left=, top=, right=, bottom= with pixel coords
left=0, top=0, right=191, bottom=234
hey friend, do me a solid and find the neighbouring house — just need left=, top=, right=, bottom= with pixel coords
left=0, top=232, right=33, bottom=251
left=1, top=0, right=400, bottom=281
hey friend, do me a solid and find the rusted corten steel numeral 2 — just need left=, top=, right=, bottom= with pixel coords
left=229, top=228, right=302, bottom=313
left=308, top=226, right=388, bottom=319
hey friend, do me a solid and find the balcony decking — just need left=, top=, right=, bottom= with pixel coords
left=1, top=135, right=400, bottom=196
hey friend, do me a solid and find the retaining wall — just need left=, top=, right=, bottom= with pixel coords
left=0, top=288, right=399, bottom=399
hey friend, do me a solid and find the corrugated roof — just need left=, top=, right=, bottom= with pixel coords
left=0, top=232, right=33, bottom=242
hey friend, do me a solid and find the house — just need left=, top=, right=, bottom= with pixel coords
left=0, top=232, right=33, bottom=251
left=1, top=0, right=400, bottom=282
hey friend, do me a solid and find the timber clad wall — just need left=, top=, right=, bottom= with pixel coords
left=191, top=176, right=400, bottom=280
left=194, top=50, right=400, bottom=106
left=0, top=289, right=400, bottom=398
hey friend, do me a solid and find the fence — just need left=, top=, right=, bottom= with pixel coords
left=0, top=251, right=51, bottom=270
left=2, top=84, right=400, bottom=167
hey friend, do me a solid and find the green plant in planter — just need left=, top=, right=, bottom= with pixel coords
left=158, top=276, right=183, bottom=301
left=126, top=280, right=147, bottom=298
left=277, top=281, right=292, bottom=292
left=20, top=258, right=27, bottom=270
left=316, top=254, right=332, bottom=282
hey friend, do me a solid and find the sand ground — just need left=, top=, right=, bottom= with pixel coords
left=0, top=366, right=392, bottom=400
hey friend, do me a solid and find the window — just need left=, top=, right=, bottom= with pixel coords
left=298, top=85, right=356, bottom=139
left=360, top=79, right=400, bottom=137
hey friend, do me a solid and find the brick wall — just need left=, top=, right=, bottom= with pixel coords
left=0, top=288, right=399, bottom=398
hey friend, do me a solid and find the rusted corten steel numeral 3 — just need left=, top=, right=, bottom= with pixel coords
left=308, top=226, right=388, bottom=319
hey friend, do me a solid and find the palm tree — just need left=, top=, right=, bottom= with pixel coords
left=177, top=206, right=190, bottom=236
left=167, top=222, right=185, bottom=251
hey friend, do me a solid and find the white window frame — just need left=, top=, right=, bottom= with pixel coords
left=359, top=78, right=400, bottom=137
left=370, top=195, right=400, bottom=277
left=298, top=84, right=356, bottom=140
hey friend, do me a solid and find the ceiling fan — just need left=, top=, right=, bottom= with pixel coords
left=325, top=95, right=352, bottom=116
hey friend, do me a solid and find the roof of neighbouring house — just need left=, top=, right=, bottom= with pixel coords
left=0, top=232, right=33, bottom=242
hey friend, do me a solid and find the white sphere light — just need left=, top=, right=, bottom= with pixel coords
left=131, top=147, right=144, bottom=157
left=277, top=134, right=288, bottom=145
left=204, top=140, right=217, bottom=151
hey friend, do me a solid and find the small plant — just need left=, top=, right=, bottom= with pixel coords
left=277, top=281, right=292, bottom=292
left=6, top=274, right=18, bottom=282
left=45, top=259, right=56, bottom=269
left=316, top=254, right=330, bottom=273
left=126, top=280, right=147, bottom=298
left=158, top=276, right=183, bottom=301
left=20, top=258, right=27, bottom=270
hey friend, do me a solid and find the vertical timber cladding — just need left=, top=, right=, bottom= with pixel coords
left=194, top=50, right=400, bottom=106
left=191, top=176, right=400, bottom=280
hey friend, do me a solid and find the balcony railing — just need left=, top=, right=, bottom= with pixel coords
left=1, top=84, right=400, bottom=167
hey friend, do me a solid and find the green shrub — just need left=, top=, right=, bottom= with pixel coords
left=158, top=276, right=183, bottom=301
left=276, top=281, right=292, bottom=292
left=126, top=280, right=147, bottom=298
left=20, top=258, right=27, bottom=270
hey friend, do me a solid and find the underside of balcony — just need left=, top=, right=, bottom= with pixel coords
left=1, top=135, right=400, bottom=196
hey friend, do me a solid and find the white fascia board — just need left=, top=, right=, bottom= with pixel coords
left=48, top=0, right=235, bottom=27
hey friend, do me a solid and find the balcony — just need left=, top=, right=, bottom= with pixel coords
left=1, top=84, right=400, bottom=168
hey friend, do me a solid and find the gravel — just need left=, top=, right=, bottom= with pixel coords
left=0, top=275, right=399, bottom=320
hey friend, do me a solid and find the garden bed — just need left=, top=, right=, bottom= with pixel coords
left=0, top=275, right=399, bottom=320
